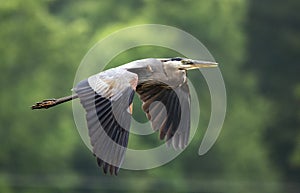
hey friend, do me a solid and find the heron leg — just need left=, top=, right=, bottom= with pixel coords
left=31, top=94, right=78, bottom=110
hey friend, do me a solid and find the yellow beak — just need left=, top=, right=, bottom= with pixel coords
left=182, top=60, right=218, bottom=70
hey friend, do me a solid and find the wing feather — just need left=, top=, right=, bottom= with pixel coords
left=73, top=68, right=138, bottom=175
left=136, top=81, right=191, bottom=150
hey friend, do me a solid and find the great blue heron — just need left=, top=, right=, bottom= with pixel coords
left=32, top=57, right=218, bottom=175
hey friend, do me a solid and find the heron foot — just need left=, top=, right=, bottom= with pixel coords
left=31, top=99, right=57, bottom=110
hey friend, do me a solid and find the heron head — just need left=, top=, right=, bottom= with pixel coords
left=160, top=57, right=218, bottom=71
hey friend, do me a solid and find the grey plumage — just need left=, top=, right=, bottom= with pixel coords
left=32, top=57, right=218, bottom=175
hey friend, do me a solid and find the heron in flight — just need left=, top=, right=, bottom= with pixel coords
left=32, top=57, right=217, bottom=175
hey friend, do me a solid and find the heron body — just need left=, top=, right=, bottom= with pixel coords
left=32, top=57, right=217, bottom=175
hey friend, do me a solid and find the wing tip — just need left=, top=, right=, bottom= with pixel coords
left=96, top=157, right=120, bottom=176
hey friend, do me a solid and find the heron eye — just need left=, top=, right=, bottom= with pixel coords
left=181, top=60, right=192, bottom=65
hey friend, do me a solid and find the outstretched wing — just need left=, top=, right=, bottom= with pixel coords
left=136, top=81, right=191, bottom=150
left=73, top=68, right=138, bottom=175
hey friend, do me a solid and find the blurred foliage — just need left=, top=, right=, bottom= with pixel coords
left=246, top=0, right=300, bottom=186
left=0, top=0, right=299, bottom=192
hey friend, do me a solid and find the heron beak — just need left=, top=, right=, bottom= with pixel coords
left=182, top=60, right=218, bottom=70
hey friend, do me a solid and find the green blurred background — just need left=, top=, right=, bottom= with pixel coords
left=1, top=0, right=299, bottom=192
